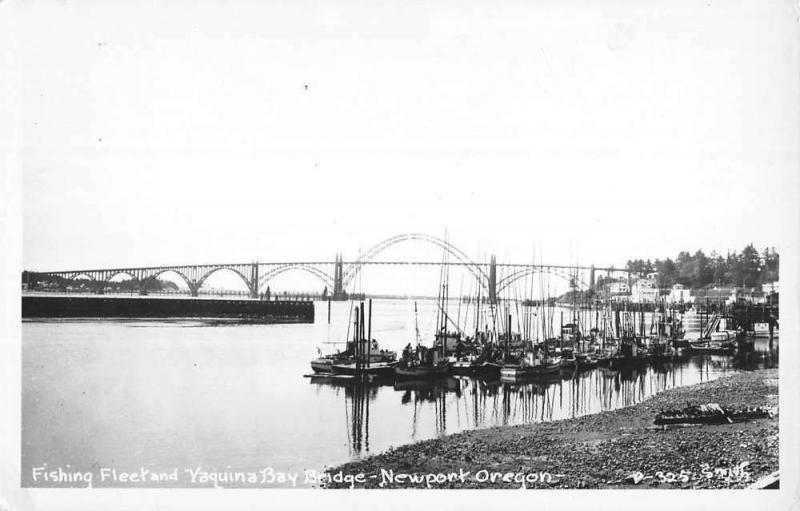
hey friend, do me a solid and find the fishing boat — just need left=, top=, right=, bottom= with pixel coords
left=331, top=360, right=398, bottom=378
left=395, top=360, right=449, bottom=379
left=448, top=358, right=503, bottom=377
left=575, top=351, right=599, bottom=370
left=310, top=332, right=396, bottom=373
left=448, top=339, right=503, bottom=376
left=310, top=355, right=344, bottom=374
left=500, top=357, right=560, bottom=380
left=323, top=300, right=398, bottom=380
left=688, top=331, right=736, bottom=355
left=559, top=347, right=577, bottom=369
left=397, top=245, right=461, bottom=381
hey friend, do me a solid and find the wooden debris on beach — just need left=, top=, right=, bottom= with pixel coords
left=654, top=403, right=772, bottom=426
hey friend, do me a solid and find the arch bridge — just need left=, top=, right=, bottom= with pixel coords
left=27, top=233, right=631, bottom=301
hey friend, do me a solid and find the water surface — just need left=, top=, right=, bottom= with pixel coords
left=21, top=299, right=778, bottom=488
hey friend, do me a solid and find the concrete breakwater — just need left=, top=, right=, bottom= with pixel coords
left=22, top=295, right=314, bottom=323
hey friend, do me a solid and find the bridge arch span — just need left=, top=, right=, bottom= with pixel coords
left=341, top=233, right=487, bottom=290
left=142, top=268, right=195, bottom=293
left=107, top=270, right=138, bottom=282
left=258, top=264, right=334, bottom=293
left=196, top=267, right=253, bottom=294
left=496, top=267, right=590, bottom=295
left=68, top=272, right=97, bottom=281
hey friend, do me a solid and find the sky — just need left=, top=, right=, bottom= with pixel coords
left=13, top=0, right=800, bottom=293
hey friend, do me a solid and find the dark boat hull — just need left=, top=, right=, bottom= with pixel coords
left=449, top=360, right=502, bottom=376
left=500, top=363, right=560, bottom=380
left=395, top=364, right=449, bottom=380
left=688, top=346, right=735, bottom=355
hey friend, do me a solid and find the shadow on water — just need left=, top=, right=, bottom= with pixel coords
left=309, top=339, right=778, bottom=458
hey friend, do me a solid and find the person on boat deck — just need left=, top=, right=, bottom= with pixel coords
left=419, top=345, right=429, bottom=364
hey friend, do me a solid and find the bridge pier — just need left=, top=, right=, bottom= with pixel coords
left=332, top=253, right=346, bottom=300
left=250, top=262, right=259, bottom=299
left=488, top=255, right=497, bottom=304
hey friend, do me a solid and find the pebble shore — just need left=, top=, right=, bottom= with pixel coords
left=325, top=368, right=778, bottom=489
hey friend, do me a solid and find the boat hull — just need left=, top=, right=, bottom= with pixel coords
left=331, top=362, right=397, bottom=377
left=310, top=358, right=335, bottom=373
left=448, top=360, right=502, bottom=377
left=688, top=345, right=735, bottom=355
left=394, top=364, right=449, bottom=380
left=500, top=363, right=560, bottom=380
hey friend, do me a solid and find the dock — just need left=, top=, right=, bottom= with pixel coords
left=21, top=295, right=314, bottom=323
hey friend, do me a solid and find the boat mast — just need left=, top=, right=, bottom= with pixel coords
left=414, top=301, right=422, bottom=346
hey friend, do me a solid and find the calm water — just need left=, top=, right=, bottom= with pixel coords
left=21, top=299, right=778, bottom=488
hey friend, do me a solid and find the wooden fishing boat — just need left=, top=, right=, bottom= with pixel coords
left=448, top=353, right=503, bottom=376
left=311, top=356, right=342, bottom=374
left=559, top=348, right=577, bottom=369
left=397, top=243, right=461, bottom=382
left=687, top=331, right=736, bottom=355
left=575, top=351, right=599, bottom=370
left=310, top=340, right=395, bottom=374
left=687, top=340, right=735, bottom=355
left=476, top=361, right=503, bottom=377
left=395, top=361, right=449, bottom=380
left=448, top=358, right=474, bottom=374
left=332, top=360, right=398, bottom=378
left=500, top=358, right=560, bottom=380
left=310, top=302, right=396, bottom=374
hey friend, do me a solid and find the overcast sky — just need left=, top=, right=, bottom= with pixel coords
left=16, top=0, right=799, bottom=293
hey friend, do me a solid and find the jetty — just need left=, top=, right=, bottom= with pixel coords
left=22, top=295, right=314, bottom=323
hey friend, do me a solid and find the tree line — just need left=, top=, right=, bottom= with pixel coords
left=620, top=244, right=778, bottom=290
left=22, top=271, right=180, bottom=292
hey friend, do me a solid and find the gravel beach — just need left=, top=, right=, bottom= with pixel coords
left=324, top=368, right=778, bottom=489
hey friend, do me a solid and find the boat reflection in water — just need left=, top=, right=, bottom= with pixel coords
left=308, top=338, right=777, bottom=458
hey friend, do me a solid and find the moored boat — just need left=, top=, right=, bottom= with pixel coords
left=575, top=351, right=599, bottom=370
left=688, top=332, right=736, bottom=355
left=395, top=361, right=449, bottom=380
left=500, top=352, right=560, bottom=380
left=331, top=360, right=398, bottom=378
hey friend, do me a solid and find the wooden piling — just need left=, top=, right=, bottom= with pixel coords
left=367, top=299, right=372, bottom=369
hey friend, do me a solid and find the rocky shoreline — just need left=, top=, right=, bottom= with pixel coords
left=324, top=368, right=778, bottom=489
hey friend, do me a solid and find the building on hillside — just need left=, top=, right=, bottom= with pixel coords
left=691, top=287, right=735, bottom=304
left=630, top=279, right=659, bottom=303
left=605, top=280, right=629, bottom=295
